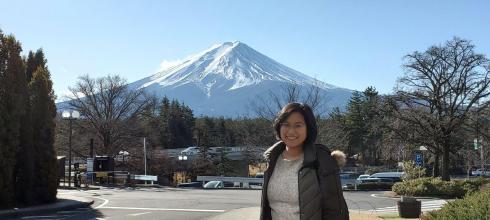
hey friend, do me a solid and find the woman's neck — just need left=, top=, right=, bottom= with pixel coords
left=283, top=145, right=304, bottom=159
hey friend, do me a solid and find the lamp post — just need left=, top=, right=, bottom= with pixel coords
left=118, top=150, right=129, bottom=168
left=178, top=155, right=188, bottom=183
left=62, top=110, right=80, bottom=187
left=419, top=146, right=427, bottom=167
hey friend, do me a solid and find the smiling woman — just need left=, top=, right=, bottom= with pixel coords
left=260, top=103, right=349, bottom=220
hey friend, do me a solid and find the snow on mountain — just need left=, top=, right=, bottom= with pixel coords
left=128, top=41, right=352, bottom=117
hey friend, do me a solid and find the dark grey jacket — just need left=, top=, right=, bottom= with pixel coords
left=260, top=141, right=349, bottom=220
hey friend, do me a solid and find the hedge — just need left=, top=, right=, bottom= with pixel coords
left=356, top=182, right=393, bottom=190
left=423, top=189, right=490, bottom=220
left=392, top=177, right=489, bottom=198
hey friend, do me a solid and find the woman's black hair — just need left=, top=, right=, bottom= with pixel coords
left=273, top=102, right=317, bottom=146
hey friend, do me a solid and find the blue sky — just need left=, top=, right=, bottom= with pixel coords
left=1, top=0, right=489, bottom=99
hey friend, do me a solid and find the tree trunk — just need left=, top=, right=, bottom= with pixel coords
left=441, top=146, right=450, bottom=181
left=432, top=153, right=440, bottom=177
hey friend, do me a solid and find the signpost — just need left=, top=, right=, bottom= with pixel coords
left=415, top=153, right=423, bottom=167
left=87, top=158, right=94, bottom=185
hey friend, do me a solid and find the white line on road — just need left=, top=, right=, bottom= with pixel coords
left=370, top=193, right=399, bottom=199
left=128, top=212, right=152, bottom=216
left=99, top=206, right=226, bottom=213
left=94, top=197, right=109, bottom=209
left=363, top=199, right=449, bottom=213
left=21, top=216, right=60, bottom=219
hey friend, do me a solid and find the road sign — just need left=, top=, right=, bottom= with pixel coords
left=415, top=153, right=423, bottom=167
left=133, top=175, right=158, bottom=181
left=87, top=158, right=94, bottom=172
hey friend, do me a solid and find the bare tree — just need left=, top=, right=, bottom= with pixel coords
left=386, top=37, right=490, bottom=180
left=250, top=80, right=329, bottom=121
left=66, top=74, right=154, bottom=156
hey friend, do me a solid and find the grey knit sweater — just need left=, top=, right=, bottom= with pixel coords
left=267, top=154, right=304, bottom=220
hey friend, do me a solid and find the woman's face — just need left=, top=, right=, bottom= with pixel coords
left=280, top=112, right=307, bottom=149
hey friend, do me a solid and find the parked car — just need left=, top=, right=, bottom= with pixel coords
left=177, top=182, right=203, bottom=188
left=203, top=181, right=224, bottom=189
left=359, top=177, right=394, bottom=184
left=180, top=146, right=200, bottom=156
left=472, top=169, right=490, bottom=176
left=368, top=172, right=404, bottom=182
left=356, top=174, right=370, bottom=184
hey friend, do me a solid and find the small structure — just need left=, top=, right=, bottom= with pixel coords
left=57, top=156, right=66, bottom=186
left=397, top=196, right=421, bottom=218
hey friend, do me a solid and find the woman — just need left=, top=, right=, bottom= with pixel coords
left=260, top=102, right=349, bottom=220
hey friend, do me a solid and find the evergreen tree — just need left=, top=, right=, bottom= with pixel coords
left=362, top=87, right=383, bottom=165
left=14, top=51, right=37, bottom=205
left=158, top=96, right=171, bottom=148
left=0, top=33, right=25, bottom=207
left=29, top=67, right=58, bottom=204
left=25, top=49, right=46, bottom=81
left=13, top=48, right=46, bottom=205
left=345, top=91, right=366, bottom=158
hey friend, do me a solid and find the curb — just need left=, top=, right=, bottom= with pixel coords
left=0, top=195, right=94, bottom=219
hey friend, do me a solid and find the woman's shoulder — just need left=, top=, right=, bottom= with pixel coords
left=263, top=141, right=285, bottom=160
left=314, top=143, right=332, bottom=155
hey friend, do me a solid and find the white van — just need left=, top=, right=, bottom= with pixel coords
left=368, top=172, right=404, bottom=182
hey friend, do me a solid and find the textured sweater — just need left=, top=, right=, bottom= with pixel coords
left=267, top=153, right=304, bottom=220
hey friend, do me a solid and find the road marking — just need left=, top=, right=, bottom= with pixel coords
left=21, top=216, right=60, bottom=219
left=94, top=197, right=109, bottom=209
left=370, top=193, right=399, bottom=199
left=128, top=212, right=152, bottom=216
left=362, top=199, right=448, bottom=213
left=99, top=206, right=226, bottom=213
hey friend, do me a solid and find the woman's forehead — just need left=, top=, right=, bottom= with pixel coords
left=285, top=112, right=305, bottom=122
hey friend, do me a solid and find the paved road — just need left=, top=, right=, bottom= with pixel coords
left=18, top=187, right=448, bottom=219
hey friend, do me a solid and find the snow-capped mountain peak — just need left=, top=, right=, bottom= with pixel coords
left=137, top=41, right=337, bottom=95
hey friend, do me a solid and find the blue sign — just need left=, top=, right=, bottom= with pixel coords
left=415, top=153, right=423, bottom=167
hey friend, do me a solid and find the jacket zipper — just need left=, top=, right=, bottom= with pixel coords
left=298, top=167, right=303, bottom=220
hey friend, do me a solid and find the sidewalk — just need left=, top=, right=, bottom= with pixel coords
left=0, top=194, right=93, bottom=219
left=205, top=207, right=384, bottom=220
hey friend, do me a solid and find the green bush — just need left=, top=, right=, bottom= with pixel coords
left=357, top=182, right=393, bottom=190
left=401, top=161, right=426, bottom=181
left=392, top=177, right=489, bottom=198
left=425, top=189, right=490, bottom=220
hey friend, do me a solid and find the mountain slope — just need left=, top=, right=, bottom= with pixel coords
left=128, top=41, right=352, bottom=117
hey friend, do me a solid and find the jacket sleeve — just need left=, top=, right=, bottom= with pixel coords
left=316, top=146, right=349, bottom=220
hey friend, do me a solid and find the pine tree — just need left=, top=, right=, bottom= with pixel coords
left=0, top=33, right=25, bottom=207
left=29, top=67, right=58, bottom=204
left=345, top=91, right=366, bottom=158
left=158, top=97, right=171, bottom=148
left=25, top=49, right=47, bottom=82
left=13, top=51, right=36, bottom=205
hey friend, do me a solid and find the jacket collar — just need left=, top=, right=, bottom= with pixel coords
left=264, top=141, right=317, bottom=167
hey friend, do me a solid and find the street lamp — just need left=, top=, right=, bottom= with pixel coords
left=178, top=155, right=187, bottom=183
left=118, top=150, right=129, bottom=168
left=62, top=110, right=80, bottom=187
left=419, top=146, right=428, bottom=166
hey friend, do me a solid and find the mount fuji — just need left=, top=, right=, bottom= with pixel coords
left=128, top=41, right=352, bottom=117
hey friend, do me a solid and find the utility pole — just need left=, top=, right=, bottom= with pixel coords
left=143, top=137, right=147, bottom=176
